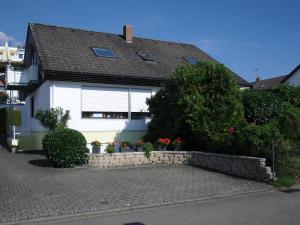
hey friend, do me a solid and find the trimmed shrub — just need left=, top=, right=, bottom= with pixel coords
left=243, top=90, right=283, bottom=124
left=42, top=128, right=88, bottom=168
left=145, top=61, right=244, bottom=152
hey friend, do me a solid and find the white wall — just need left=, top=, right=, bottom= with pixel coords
left=52, top=81, right=159, bottom=132
left=22, top=81, right=51, bottom=132
left=285, top=68, right=300, bottom=86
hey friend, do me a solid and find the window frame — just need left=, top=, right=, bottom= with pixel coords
left=91, top=47, right=117, bottom=58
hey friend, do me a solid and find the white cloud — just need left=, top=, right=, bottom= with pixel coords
left=0, top=31, right=21, bottom=46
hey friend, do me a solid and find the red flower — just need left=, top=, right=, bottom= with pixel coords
left=227, top=127, right=234, bottom=134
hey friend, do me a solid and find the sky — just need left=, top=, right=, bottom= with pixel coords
left=0, top=0, right=299, bottom=82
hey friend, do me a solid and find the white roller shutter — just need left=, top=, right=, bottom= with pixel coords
left=81, top=86, right=129, bottom=112
left=131, top=88, right=152, bottom=112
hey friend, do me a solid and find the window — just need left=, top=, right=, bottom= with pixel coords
left=137, top=51, right=154, bottom=61
left=30, top=97, right=34, bottom=118
left=81, top=86, right=129, bottom=119
left=183, top=56, right=199, bottom=65
left=81, top=86, right=154, bottom=120
left=82, top=112, right=128, bottom=119
left=18, top=54, right=23, bottom=59
left=92, top=47, right=116, bottom=58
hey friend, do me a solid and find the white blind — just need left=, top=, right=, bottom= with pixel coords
left=131, top=88, right=152, bottom=112
left=81, top=86, right=129, bottom=112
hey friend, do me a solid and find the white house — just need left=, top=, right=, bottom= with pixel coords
left=6, top=23, right=250, bottom=150
left=0, top=41, right=25, bottom=62
left=253, top=64, right=300, bottom=90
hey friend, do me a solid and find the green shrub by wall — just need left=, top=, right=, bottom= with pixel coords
left=0, top=108, right=22, bottom=134
left=42, top=128, right=88, bottom=168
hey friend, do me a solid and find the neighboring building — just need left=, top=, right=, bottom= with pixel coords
left=253, top=64, right=300, bottom=90
left=6, top=23, right=250, bottom=151
left=0, top=41, right=25, bottom=62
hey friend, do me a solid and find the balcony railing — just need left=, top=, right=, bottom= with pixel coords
left=5, top=65, right=38, bottom=89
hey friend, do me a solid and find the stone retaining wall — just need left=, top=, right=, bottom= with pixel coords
left=88, top=151, right=273, bottom=181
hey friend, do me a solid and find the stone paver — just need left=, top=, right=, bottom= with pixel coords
left=0, top=147, right=271, bottom=224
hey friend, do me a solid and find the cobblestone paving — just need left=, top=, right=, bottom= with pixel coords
left=0, top=147, right=271, bottom=224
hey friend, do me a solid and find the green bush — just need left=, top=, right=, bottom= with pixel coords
left=271, top=84, right=300, bottom=107
left=42, top=128, right=88, bottom=168
left=0, top=92, right=8, bottom=103
left=0, top=108, right=22, bottom=134
left=272, top=176, right=296, bottom=189
left=35, top=107, right=70, bottom=130
left=145, top=61, right=244, bottom=152
left=225, top=122, right=282, bottom=161
left=279, top=106, right=300, bottom=141
left=243, top=90, right=283, bottom=124
left=106, top=144, right=115, bottom=154
left=143, top=143, right=154, bottom=159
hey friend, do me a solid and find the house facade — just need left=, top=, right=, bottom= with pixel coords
left=0, top=41, right=25, bottom=62
left=253, top=64, right=300, bottom=90
left=7, top=23, right=250, bottom=151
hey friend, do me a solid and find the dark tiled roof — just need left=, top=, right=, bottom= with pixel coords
left=252, top=75, right=288, bottom=90
left=28, top=23, right=250, bottom=86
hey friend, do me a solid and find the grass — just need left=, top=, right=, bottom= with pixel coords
left=272, top=176, right=296, bottom=189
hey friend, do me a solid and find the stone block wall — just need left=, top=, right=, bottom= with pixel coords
left=88, top=151, right=273, bottom=181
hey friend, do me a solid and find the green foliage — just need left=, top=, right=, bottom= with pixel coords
left=0, top=92, right=8, bottom=103
left=243, top=90, right=284, bottom=124
left=225, top=122, right=282, bottom=161
left=106, top=144, right=115, bottom=154
left=10, top=61, right=25, bottom=69
left=0, top=62, right=7, bottom=73
left=271, top=84, right=300, bottom=107
left=0, top=108, right=21, bottom=134
left=272, top=176, right=296, bottom=189
left=42, top=128, right=88, bottom=167
left=145, top=61, right=244, bottom=151
left=279, top=106, right=300, bottom=141
left=276, top=140, right=298, bottom=177
left=143, top=143, right=153, bottom=159
left=35, top=107, right=70, bottom=130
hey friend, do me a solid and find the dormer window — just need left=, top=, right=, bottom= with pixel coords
left=137, top=51, right=154, bottom=61
left=183, top=56, right=199, bottom=65
left=92, top=47, right=116, bottom=58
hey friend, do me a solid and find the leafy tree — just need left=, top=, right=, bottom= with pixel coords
left=271, top=84, right=300, bottom=107
left=35, top=107, right=70, bottom=130
left=145, top=61, right=244, bottom=151
left=243, top=90, right=284, bottom=124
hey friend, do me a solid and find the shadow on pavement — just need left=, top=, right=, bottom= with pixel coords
left=124, top=223, right=145, bottom=225
left=28, top=159, right=52, bottom=167
left=22, top=150, right=45, bottom=155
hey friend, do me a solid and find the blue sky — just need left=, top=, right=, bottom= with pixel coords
left=0, top=0, right=299, bottom=82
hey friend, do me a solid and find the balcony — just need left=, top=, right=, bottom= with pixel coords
left=5, top=65, right=38, bottom=90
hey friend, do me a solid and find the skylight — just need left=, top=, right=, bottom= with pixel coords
left=137, top=51, right=154, bottom=61
left=92, top=48, right=116, bottom=58
left=183, top=56, right=199, bottom=65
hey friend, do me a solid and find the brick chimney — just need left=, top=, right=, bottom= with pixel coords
left=123, top=24, right=133, bottom=43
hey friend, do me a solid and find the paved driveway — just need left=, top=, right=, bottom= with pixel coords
left=0, top=147, right=271, bottom=224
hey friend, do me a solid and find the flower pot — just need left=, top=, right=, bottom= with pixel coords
left=92, top=146, right=100, bottom=154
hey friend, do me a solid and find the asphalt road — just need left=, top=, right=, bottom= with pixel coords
left=18, top=189, right=300, bottom=225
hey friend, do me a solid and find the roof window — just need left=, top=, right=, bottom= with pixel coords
left=92, top=47, right=116, bottom=58
left=137, top=51, right=154, bottom=61
left=183, top=56, right=199, bottom=65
